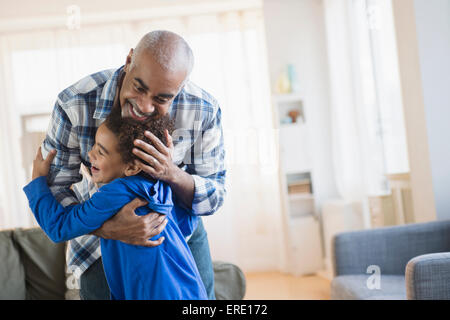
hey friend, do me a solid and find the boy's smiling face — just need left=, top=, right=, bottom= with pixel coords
left=88, top=123, right=131, bottom=184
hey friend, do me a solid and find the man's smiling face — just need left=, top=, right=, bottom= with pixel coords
left=119, top=49, right=187, bottom=121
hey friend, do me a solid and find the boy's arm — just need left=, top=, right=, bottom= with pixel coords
left=44, top=102, right=167, bottom=246
left=27, top=150, right=170, bottom=244
left=23, top=176, right=132, bottom=243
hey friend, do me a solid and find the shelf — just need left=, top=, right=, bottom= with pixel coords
left=279, top=122, right=305, bottom=129
left=284, top=168, right=313, bottom=176
left=273, top=93, right=304, bottom=103
left=288, top=193, right=314, bottom=201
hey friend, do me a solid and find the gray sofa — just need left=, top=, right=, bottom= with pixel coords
left=331, top=219, right=450, bottom=300
left=0, top=227, right=246, bottom=300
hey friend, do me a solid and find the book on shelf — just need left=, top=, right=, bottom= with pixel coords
left=287, top=179, right=311, bottom=194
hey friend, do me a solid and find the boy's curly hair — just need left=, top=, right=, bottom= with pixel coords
left=103, top=106, right=175, bottom=165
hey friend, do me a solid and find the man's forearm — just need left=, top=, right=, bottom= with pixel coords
left=167, top=165, right=195, bottom=209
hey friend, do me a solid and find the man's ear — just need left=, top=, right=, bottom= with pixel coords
left=124, top=160, right=141, bottom=177
left=125, top=48, right=134, bottom=71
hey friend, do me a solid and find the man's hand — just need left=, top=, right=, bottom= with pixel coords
left=132, top=130, right=195, bottom=209
left=132, top=130, right=176, bottom=183
left=32, top=147, right=57, bottom=180
left=93, top=197, right=168, bottom=247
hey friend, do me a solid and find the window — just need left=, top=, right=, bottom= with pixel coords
left=351, top=0, right=409, bottom=194
left=12, top=44, right=127, bottom=115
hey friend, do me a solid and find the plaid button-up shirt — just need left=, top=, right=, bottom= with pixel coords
left=42, top=66, right=226, bottom=274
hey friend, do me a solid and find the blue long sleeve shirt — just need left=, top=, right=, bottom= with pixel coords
left=23, top=175, right=207, bottom=300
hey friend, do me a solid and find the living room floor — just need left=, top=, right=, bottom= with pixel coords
left=243, top=272, right=331, bottom=300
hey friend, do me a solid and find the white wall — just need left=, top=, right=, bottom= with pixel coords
left=391, top=0, right=437, bottom=222
left=413, top=0, right=450, bottom=221
left=0, top=0, right=240, bottom=18
left=0, top=0, right=261, bottom=33
left=392, top=0, right=450, bottom=222
left=262, top=0, right=338, bottom=212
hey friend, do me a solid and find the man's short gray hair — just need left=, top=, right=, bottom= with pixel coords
left=131, top=30, right=194, bottom=76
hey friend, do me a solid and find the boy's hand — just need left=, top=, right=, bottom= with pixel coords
left=32, top=147, right=57, bottom=180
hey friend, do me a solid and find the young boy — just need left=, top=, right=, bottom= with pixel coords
left=23, top=111, right=207, bottom=300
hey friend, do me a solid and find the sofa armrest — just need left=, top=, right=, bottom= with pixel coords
left=333, top=220, right=450, bottom=276
left=406, top=252, right=450, bottom=300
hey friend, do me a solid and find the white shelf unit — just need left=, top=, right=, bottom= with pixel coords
left=273, top=93, right=323, bottom=276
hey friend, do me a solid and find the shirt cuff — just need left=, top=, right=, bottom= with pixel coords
left=191, top=174, right=219, bottom=216
left=23, top=176, right=51, bottom=200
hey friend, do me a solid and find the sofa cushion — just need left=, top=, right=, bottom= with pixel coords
left=0, top=230, right=26, bottom=299
left=13, top=228, right=66, bottom=300
left=331, top=275, right=406, bottom=300
left=213, top=261, right=246, bottom=300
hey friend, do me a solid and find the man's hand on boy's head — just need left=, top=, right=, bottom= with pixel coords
left=32, top=147, right=57, bottom=180
left=132, top=129, right=177, bottom=183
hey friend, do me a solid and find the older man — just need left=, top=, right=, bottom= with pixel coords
left=42, top=30, right=226, bottom=300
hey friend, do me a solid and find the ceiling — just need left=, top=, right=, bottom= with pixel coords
left=0, top=0, right=211, bottom=20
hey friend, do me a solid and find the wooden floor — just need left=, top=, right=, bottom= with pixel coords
left=243, top=272, right=331, bottom=300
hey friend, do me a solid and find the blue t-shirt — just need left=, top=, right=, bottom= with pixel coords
left=23, top=175, right=207, bottom=300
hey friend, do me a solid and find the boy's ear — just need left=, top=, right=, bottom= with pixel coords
left=124, top=161, right=141, bottom=177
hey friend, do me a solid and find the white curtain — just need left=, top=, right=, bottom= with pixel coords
left=324, top=0, right=369, bottom=203
left=0, top=5, right=283, bottom=271
left=323, top=0, right=408, bottom=226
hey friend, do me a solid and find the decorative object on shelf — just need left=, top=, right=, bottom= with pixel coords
left=280, top=116, right=293, bottom=125
left=275, top=69, right=291, bottom=94
left=287, top=64, right=300, bottom=93
left=275, top=64, right=301, bottom=94
left=274, top=94, right=304, bottom=126
left=288, top=109, right=300, bottom=123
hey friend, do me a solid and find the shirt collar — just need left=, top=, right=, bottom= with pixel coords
left=94, top=65, right=124, bottom=120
